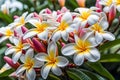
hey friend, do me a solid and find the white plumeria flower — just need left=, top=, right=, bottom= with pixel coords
left=23, top=20, right=54, bottom=40
left=62, top=35, right=100, bottom=66
left=16, top=48, right=44, bottom=80
left=0, top=26, right=14, bottom=43
left=74, top=8, right=100, bottom=27
left=35, top=41, right=69, bottom=79
left=1, top=3, right=9, bottom=14
left=5, top=37, right=30, bottom=63
left=89, top=17, right=115, bottom=44
left=99, top=0, right=120, bottom=12
left=52, top=12, right=75, bottom=41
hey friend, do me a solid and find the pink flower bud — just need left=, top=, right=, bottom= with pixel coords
left=95, top=0, right=102, bottom=12
left=21, top=26, right=28, bottom=33
left=6, top=43, right=13, bottom=48
left=32, top=38, right=46, bottom=53
left=33, top=12, right=42, bottom=21
left=78, top=27, right=86, bottom=38
left=14, top=15, right=19, bottom=19
left=4, top=56, right=20, bottom=69
left=108, top=4, right=116, bottom=25
left=45, top=8, right=52, bottom=14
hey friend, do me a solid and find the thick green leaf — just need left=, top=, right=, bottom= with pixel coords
left=100, top=54, right=120, bottom=62
left=0, top=76, right=15, bottom=80
left=80, top=69, right=106, bottom=80
left=47, top=74, right=61, bottom=80
left=99, top=39, right=120, bottom=51
left=0, top=69, right=14, bottom=77
left=68, top=68, right=91, bottom=80
left=85, top=62, right=114, bottom=80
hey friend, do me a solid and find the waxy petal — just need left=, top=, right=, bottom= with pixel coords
left=5, top=47, right=16, bottom=55
left=12, top=51, right=22, bottom=63
left=52, top=31, right=61, bottom=42
left=61, top=31, right=69, bottom=41
left=26, top=69, right=36, bottom=80
left=35, top=53, right=48, bottom=62
left=102, top=32, right=115, bottom=41
left=37, top=31, right=48, bottom=40
left=51, top=65, right=62, bottom=76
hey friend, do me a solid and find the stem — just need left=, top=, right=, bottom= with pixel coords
left=114, top=48, right=120, bottom=54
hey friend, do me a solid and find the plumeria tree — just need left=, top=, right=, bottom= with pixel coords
left=0, top=0, right=120, bottom=80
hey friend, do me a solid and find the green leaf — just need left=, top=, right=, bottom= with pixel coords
left=85, top=62, right=114, bottom=80
left=68, top=68, right=91, bottom=80
left=99, top=39, right=120, bottom=51
left=80, top=69, right=106, bottom=80
left=0, top=76, right=15, bottom=80
left=47, top=74, right=61, bottom=80
left=100, top=54, right=120, bottom=62
left=0, top=69, right=14, bottom=77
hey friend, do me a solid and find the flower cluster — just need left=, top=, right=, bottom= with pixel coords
left=0, top=3, right=116, bottom=80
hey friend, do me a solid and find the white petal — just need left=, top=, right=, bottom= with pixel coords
left=35, top=53, right=48, bottom=62
left=61, top=12, right=72, bottom=24
left=37, top=31, right=48, bottom=40
left=25, top=13, right=34, bottom=21
left=102, top=32, right=115, bottom=41
left=34, top=59, right=44, bottom=67
left=16, top=65, right=25, bottom=75
left=13, top=37, right=20, bottom=46
left=87, top=15, right=99, bottom=25
left=12, top=51, right=22, bottom=63
left=26, top=69, right=36, bottom=80
left=51, top=65, right=62, bottom=76
left=20, top=54, right=25, bottom=63
left=23, top=43, right=30, bottom=49
left=56, top=56, right=69, bottom=67
left=5, top=47, right=16, bottom=55
left=52, top=31, right=61, bottom=42
left=103, top=7, right=110, bottom=13
left=99, top=17, right=109, bottom=30
left=62, top=43, right=76, bottom=56
left=95, top=32, right=103, bottom=44
left=117, top=5, right=120, bottom=12
left=41, top=64, right=52, bottom=79
left=25, top=48, right=34, bottom=58
left=88, top=37, right=98, bottom=47
left=61, top=31, right=69, bottom=41
left=23, top=29, right=38, bottom=39
left=73, top=53, right=84, bottom=66
left=0, top=36, right=8, bottom=43
left=81, top=21, right=87, bottom=27
left=48, top=41, right=57, bottom=57
left=89, top=48, right=100, bottom=62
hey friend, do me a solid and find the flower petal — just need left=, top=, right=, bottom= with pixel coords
left=102, top=32, right=115, bottom=41
left=87, top=15, right=99, bottom=25
left=73, top=53, right=84, bottom=66
left=56, top=56, right=69, bottom=67
left=52, top=31, right=61, bottom=42
left=25, top=48, right=34, bottom=58
left=41, top=64, right=52, bottom=79
left=95, top=32, right=103, bottom=44
left=5, top=47, right=16, bottom=55
left=48, top=41, right=57, bottom=58
left=23, top=43, right=30, bottom=49
left=12, top=51, right=22, bottom=63
left=51, top=65, right=62, bottom=76
left=26, top=69, right=36, bottom=80
left=16, top=65, right=25, bottom=75
left=61, top=31, right=69, bottom=41
left=99, top=17, right=109, bottom=30
left=62, top=43, right=76, bottom=56
left=61, top=12, right=72, bottom=24
left=0, top=36, right=8, bottom=43
left=23, top=29, right=38, bottom=39
left=34, top=59, right=44, bottom=67
left=37, top=31, right=48, bottom=40
left=35, top=53, right=48, bottom=62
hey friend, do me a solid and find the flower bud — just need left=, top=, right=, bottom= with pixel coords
left=76, top=0, right=85, bottom=7
left=58, top=0, right=66, bottom=7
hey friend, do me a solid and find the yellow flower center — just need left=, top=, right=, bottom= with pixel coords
left=74, top=39, right=90, bottom=53
left=16, top=17, right=25, bottom=26
left=24, top=56, right=34, bottom=70
left=105, top=0, right=113, bottom=6
left=58, top=21, right=69, bottom=31
left=79, top=11, right=91, bottom=21
left=35, top=22, right=49, bottom=32
left=5, top=29, right=13, bottom=36
left=91, top=23, right=104, bottom=33
left=16, top=42, right=23, bottom=52
left=115, top=0, right=120, bottom=5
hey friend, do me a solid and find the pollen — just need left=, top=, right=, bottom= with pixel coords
left=58, top=21, right=68, bottom=31
left=5, top=29, right=13, bottom=36
left=74, top=39, right=90, bottom=53
left=91, top=23, right=104, bottom=33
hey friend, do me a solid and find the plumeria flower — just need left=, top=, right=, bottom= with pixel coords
left=1, top=3, right=9, bottom=14
left=5, top=37, right=30, bottom=63
left=23, top=20, right=55, bottom=40
left=74, top=8, right=100, bottom=27
left=52, top=12, right=75, bottom=41
left=99, top=0, right=120, bottom=12
left=62, top=35, right=100, bottom=66
left=16, top=48, right=44, bottom=80
left=35, top=41, right=69, bottom=79
left=88, top=17, right=115, bottom=44
left=0, top=26, right=14, bottom=43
